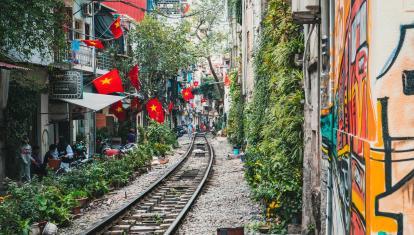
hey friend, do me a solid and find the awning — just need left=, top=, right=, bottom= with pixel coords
left=60, top=92, right=125, bottom=111
left=0, top=62, right=30, bottom=70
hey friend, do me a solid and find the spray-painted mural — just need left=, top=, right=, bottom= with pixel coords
left=322, top=0, right=414, bottom=234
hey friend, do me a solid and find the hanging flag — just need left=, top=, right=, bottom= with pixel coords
left=168, top=101, right=174, bottom=112
left=155, top=110, right=165, bottom=123
left=71, top=40, right=80, bottom=52
left=193, top=81, right=199, bottom=87
left=146, top=98, right=165, bottom=123
left=131, top=97, right=141, bottom=112
left=110, top=17, right=123, bottom=39
left=110, top=101, right=126, bottom=121
left=181, top=87, right=194, bottom=101
left=224, top=72, right=231, bottom=87
left=128, top=65, right=141, bottom=91
left=82, top=39, right=104, bottom=49
left=182, top=3, right=190, bottom=14
left=92, top=69, right=124, bottom=94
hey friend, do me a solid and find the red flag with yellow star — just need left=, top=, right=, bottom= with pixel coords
left=110, top=17, right=123, bottom=39
left=92, top=69, right=124, bottom=94
left=181, top=88, right=194, bottom=101
left=110, top=101, right=126, bottom=121
left=146, top=98, right=165, bottom=123
left=81, top=39, right=104, bottom=49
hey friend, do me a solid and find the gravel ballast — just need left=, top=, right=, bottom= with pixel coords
left=58, top=137, right=192, bottom=235
left=177, top=136, right=260, bottom=234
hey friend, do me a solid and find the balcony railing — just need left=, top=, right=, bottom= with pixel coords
left=96, top=51, right=112, bottom=71
left=54, top=42, right=113, bottom=74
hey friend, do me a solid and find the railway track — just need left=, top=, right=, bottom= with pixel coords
left=83, top=133, right=214, bottom=235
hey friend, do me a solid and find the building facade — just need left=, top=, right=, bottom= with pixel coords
left=296, top=0, right=414, bottom=234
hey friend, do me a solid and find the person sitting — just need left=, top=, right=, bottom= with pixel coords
left=44, top=144, right=57, bottom=164
left=57, top=137, right=74, bottom=171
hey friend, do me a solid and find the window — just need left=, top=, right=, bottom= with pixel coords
left=84, top=23, right=90, bottom=40
left=74, top=20, right=83, bottom=40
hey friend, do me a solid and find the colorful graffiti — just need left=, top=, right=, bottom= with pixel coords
left=322, top=0, right=414, bottom=234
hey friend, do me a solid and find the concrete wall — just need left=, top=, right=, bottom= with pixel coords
left=322, top=0, right=414, bottom=234
left=241, top=0, right=265, bottom=101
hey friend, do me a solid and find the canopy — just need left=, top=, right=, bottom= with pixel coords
left=60, top=92, right=125, bottom=111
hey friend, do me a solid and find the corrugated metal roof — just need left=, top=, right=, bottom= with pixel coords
left=0, top=62, right=30, bottom=70
left=102, top=0, right=147, bottom=23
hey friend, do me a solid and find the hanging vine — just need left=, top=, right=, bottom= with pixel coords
left=242, top=0, right=304, bottom=231
left=227, top=70, right=244, bottom=147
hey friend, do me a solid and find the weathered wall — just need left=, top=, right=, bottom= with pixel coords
left=322, top=0, right=414, bottom=234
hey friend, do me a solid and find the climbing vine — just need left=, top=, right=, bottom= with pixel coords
left=243, top=0, right=304, bottom=231
left=227, top=70, right=244, bottom=147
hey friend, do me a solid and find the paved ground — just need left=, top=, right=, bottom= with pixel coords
left=177, top=136, right=260, bottom=234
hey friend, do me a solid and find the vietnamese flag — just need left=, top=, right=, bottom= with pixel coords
left=128, top=65, right=140, bottom=91
left=146, top=98, right=165, bottom=123
left=181, top=87, right=194, bottom=101
left=131, top=97, right=141, bottom=112
left=92, top=69, right=124, bottom=94
left=110, top=17, right=123, bottom=39
left=110, top=101, right=126, bottom=121
left=82, top=39, right=104, bottom=49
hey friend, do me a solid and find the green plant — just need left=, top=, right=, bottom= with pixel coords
left=0, top=121, right=177, bottom=233
left=153, top=213, right=164, bottom=225
left=242, top=0, right=304, bottom=231
left=227, top=70, right=245, bottom=147
left=69, top=190, right=88, bottom=199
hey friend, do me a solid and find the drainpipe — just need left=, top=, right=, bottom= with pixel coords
left=326, top=0, right=335, bottom=234
left=91, top=1, right=97, bottom=155
left=0, top=69, right=10, bottom=191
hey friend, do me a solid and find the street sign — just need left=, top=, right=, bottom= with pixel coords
left=50, top=71, right=83, bottom=99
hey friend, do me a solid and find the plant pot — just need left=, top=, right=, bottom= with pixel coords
left=258, top=225, right=270, bottom=233
left=76, top=197, right=88, bottom=208
left=29, top=223, right=41, bottom=235
left=71, top=206, right=81, bottom=215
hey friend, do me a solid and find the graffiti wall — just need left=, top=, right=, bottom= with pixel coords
left=322, top=0, right=414, bottom=234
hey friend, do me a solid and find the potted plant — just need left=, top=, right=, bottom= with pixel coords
left=69, top=190, right=89, bottom=208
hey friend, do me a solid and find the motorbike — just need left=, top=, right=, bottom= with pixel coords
left=101, top=138, right=138, bottom=157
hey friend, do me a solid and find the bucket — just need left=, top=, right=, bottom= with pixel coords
left=233, top=148, right=239, bottom=155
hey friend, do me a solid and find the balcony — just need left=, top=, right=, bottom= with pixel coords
left=54, top=43, right=113, bottom=75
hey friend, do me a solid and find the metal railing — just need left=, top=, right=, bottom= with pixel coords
left=54, top=42, right=113, bottom=72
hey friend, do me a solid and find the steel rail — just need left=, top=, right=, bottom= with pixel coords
left=82, top=133, right=213, bottom=234
left=82, top=135, right=196, bottom=235
left=164, top=133, right=215, bottom=234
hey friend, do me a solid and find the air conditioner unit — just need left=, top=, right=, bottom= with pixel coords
left=292, top=0, right=320, bottom=24
left=81, top=3, right=92, bottom=17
